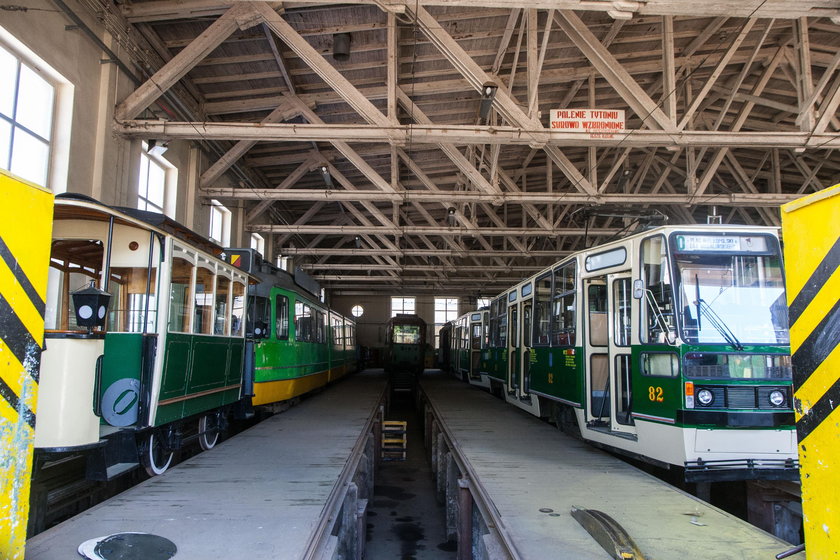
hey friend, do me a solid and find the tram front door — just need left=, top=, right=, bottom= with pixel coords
left=584, top=273, right=636, bottom=436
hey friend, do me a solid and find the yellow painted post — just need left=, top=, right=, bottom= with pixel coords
left=780, top=183, right=840, bottom=559
left=0, top=171, right=53, bottom=559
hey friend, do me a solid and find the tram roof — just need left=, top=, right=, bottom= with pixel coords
left=54, top=193, right=227, bottom=262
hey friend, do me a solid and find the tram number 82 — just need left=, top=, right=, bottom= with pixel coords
left=648, top=386, right=664, bottom=402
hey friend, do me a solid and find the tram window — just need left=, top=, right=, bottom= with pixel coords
left=231, top=281, right=245, bottom=336
left=588, top=283, right=608, bottom=347
left=46, top=239, right=105, bottom=331
left=615, top=354, right=634, bottom=425
left=641, top=353, right=679, bottom=377
left=247, top=295, right=270, bottom=338
left=533, top=273, right=552, bottom=346
left=295, top=301, right=312, bottom=342
left=214, top=275, right=230, bottom=335
left=552, top=262, right=576, bottom=346
left=193, top=264, right=215, bottom=335
left=168, top=256, right=194, bottom=333
left=315, top=310, right=326, bottom=343
left=275, top=295, right=289, bottom=340
left=640, top=236, right=674, bottom=344
left=613, top=278, right=631, bottom=347
left=499, top=308, right=508, bottom=347
left=108, top=266, right=157, bottom=333
left=471, top=323, right=482, bottom=350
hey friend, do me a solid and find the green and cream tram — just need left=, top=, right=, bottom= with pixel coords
left=36, top=194, right=250, bottom=477
left=484, top=224, right=796, bottom=481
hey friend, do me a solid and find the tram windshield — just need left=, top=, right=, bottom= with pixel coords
left=671, top=234, right=789, bottom=346
left=392, top=324, right=423, bottom=345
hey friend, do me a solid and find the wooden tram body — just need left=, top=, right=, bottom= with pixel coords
left=473, top=224, right=797, bottom=481
left=36, top=195, right=250, bottom=477
left=34, top=199, right=359, bottom=480
left=225, top=249, right=357, bottom=410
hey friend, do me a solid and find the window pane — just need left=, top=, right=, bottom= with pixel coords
left=193, top=265, right=214, bottom=334
left=210, top=206, right=223, bottom=242
left=0, top=119, right=11, bottom=169
left=17, top=64, right=54, bottom=138
left=10, top=127, right=49, bottom=186
left=109, top=265, right=157, bottom=333
left=275, top=296, right=289, bottom=339
left=147, top=161, right=165, bottom=209
left=168, top=256, right=193, bottom=332
left=137, top=154, right=150, bottom=208
left=215, top=275, right=230, bottom=335
left=231, top=282, right=245, bottom=336
left=47, top=239, right=104, bottom=332
left=0, top=46, right=16, bottom=117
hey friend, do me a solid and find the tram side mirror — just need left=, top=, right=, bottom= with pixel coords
left=633, top=279, right=644, bottom=299
left=72, top=280, right=111, bottom=334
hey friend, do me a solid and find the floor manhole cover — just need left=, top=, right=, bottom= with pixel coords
left=78, top=533, right=177, bottom=560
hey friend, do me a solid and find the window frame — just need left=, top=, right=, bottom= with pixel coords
left=0, top=29, right=72, bottom=191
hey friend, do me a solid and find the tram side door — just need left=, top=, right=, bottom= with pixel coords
left=584, top=278, right=609, bottom=426
left=520, top=300, right=532, bottom=397
left=507, top=302, right=519, bottom=394
left=469, top=317, right=481, bottom=380
left=607, top=273, right=636, bottom=435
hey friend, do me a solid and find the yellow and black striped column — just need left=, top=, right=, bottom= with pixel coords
left=0, top=171, right=53, bottom=559
left=781, top=183, right=840, bottom=559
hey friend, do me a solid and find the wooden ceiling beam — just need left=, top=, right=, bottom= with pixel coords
left=115, top=120, right=840, bottom=149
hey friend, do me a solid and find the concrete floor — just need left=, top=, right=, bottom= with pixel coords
left=365, top=392, right=456, bottom=560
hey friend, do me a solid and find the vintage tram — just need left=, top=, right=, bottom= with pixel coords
left=35, top=196, right=358, bottom=480
left=37, top=194, right=251, bottom=478
left=225, top=248, right=357, bottom=412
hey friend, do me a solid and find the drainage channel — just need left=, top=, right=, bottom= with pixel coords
left=366, top=390, right=457, bottom=559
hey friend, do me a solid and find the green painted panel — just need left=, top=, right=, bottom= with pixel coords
left=189, top=338, right=230, bottom=391
left=226, top=340, right=244, bottom=386
left=154, top=402, right=184, bottom=425
left=529, top=346, right=581, bottom=404
left=160, top=335, right=191, bottom=399
left=631, top=345, right=682, bottom=422
left=101, top=333, right=144, bottom=388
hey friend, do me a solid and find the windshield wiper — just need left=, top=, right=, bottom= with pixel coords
left=694, top=298, right=744, bottom=351
left=644, top=289, right=675, bottom=344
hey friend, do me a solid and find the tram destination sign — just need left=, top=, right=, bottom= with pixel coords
left=550, top=109, right=625, bottom=138
left=675, top=234, right=769, bottom=253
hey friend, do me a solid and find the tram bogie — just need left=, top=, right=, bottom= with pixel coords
left=464, top=224, right=797, bottom=482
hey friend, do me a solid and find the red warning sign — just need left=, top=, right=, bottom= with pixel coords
left=550, top=109, right=625, bottom=139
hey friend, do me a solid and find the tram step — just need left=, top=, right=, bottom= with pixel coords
left=106, top=462, right=140, bottom=479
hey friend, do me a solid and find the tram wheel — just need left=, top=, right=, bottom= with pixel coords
left=141, top=429, right=174, bottom=476
left=198, top=413, right=220, bottom=451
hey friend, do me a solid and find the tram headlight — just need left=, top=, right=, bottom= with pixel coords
left=696, top=388, right=714, bottom=407
left=769, top=390, right=786, bottom=407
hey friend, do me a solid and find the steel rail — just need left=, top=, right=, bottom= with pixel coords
left=302, top=382, right=388, bottom=560
left=419, top=383, right=522, bottom=560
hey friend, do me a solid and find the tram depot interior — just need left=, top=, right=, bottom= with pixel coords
left=2, top=0, right=840, bottom=557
